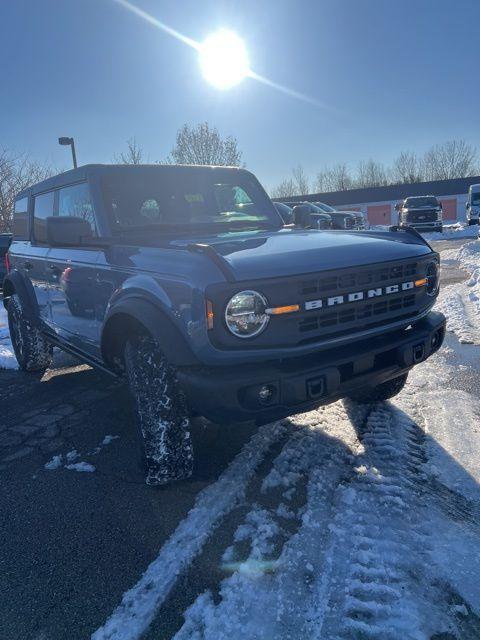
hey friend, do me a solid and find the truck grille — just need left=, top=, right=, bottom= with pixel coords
left=405, top=209, right=437, bottom=223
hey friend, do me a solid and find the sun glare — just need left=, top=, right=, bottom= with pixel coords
left=199, top=30, right=250, bottom=89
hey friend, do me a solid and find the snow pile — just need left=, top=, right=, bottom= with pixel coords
left=0, top=306, right=18, bottom=369
left=436, top=240, right=480, bottom=343
left=423, top=222, right=478, bottom=240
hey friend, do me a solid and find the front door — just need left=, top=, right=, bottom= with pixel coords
left=47, top=182, right=102, bottom=357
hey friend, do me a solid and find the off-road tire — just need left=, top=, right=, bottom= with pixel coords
left=7, top=294, right=53, bottom=372
left=346, top=373, right=408, bottom=403
left=124, top=334, right=193, bottom=486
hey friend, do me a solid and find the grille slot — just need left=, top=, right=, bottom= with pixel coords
left=299, top=293, right=416, bottom=334
left=300, top=262, right=417, bottom=296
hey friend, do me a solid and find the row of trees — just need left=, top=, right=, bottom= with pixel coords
left=271, top=140, right=478, bottom=198
left=1, top=125, right=477, bottom=232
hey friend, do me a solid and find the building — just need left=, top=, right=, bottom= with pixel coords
left=281, top=176, right=480, bottom=226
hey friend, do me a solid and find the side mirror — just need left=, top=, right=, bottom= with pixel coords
left=47, top=216, right=93, bottom=246
left=292, top=204, right=313, bottom=229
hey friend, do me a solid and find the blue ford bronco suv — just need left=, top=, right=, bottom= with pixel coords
left=4, top=164, right=445, bottom=485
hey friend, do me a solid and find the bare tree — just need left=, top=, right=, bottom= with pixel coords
left=315, top=163, right=354, bottom=192
left=0, top=149, right=53, bottom=232
left=356, top=159, right=388, bottom=188
left=422, top=139, right=477, bottom=181
left=391, top=151, right=423, bottom=184
left=291, top=164, right=309, bottom=195
left=114, top=137, right=144, bottom=164
left=270, top=165, right=310, bottom=198
left=270, top=178, right=297, bottom=199
left=166, top=122, right=243, bottom=166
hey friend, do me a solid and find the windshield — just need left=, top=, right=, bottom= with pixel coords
left=404, top=196, right=438, bottom=208
left=313, top=201, right=336, bottom=213
left=102, top=169, right=282, bottom=235
left=471, top=192, right=480, bottom=206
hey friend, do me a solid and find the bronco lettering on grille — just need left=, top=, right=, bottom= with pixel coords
left=305, top=280, right=415, bottom=311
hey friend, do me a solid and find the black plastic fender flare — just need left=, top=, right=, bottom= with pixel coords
left=2, top=270, right=40, bottom=326
left=101, top=297, right=199, bottom=368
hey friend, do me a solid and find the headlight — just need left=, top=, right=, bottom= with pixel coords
left=426, top=261, right=439, bottom=296
left=225, top=290, right=269, bottom=338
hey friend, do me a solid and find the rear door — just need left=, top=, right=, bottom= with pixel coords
left=47, top=181, right=102, bottom=356
left=22, top=191, right=56, bottom=325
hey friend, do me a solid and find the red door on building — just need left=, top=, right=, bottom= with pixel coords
left=367, top=204, right=391, bottom=225
left=438, top=198, right=457, bottom=221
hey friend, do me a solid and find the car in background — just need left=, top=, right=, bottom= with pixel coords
left=313, top=202, right=367, bottom=230
left=395, top=196, right=443, bottom=233
left=273, top=201, right=332, bottom=229
left=0, top=233, right=12, bottom=288
left=466, top=184, right=480, bottom=225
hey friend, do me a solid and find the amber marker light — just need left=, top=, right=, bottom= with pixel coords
left=415, top=278, right=428, bottom=287
left=206, top=300, right=214, bottom=329
left=266, top=304, right=300, bottom=315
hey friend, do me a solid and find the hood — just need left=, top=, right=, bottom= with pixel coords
left=182, top=229, right=433, bottom=281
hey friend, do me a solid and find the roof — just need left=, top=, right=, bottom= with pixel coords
left=278, top=175, right=480, bottom=207
left=16, top=163, right=246, bottom=199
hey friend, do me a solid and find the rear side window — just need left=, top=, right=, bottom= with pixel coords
left=58, top=182, right=97, bottom=235
left=33, top=191, right=55, bottom=243
left=13, top=197, right=29, bottom=239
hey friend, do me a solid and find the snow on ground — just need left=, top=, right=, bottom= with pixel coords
left=371, top=222, right=478, bottom=240
left=93, top=242, right=480, bottom=640
left=436, top=239, right=480, bottom=343
left=0, top=305, right=17, bottom=369
left=44, top=436, right=120, bottom=473
left=423, top=222, right=479, bottom=241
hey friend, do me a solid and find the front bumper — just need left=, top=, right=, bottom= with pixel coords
left=400, top=221, right=442, bottom=232
left=178, top=311, right=445, bottom=423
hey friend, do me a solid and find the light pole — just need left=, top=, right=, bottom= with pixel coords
left=58, top=137, right=78, bottom=169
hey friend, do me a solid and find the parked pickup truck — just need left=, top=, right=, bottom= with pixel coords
left=4, top=164, right=445, bottom=485
left=395, top=196, right=443, bottom=233
left=0, top=233, right=12, bottom=287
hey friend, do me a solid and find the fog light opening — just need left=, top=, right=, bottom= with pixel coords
left=258, top=384, right=277, bottom=405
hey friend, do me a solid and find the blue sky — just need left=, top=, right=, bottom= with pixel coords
left=1, top=0, right=479, bottom=189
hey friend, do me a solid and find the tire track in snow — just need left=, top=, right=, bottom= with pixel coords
left=172, top=402, right=365, bottom=640
left=91, top=419, right=288, bottom=640
left=312, top=403, right=436, bottom=640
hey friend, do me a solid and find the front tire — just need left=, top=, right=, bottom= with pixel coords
left=124, top=334, right=193, bottom=486
left=346, top=373, right=408, bottom=403
left=7, top=294, right=53, bottom=372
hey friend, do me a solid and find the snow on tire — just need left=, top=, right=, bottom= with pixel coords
left=7, top=293, right=53, bottom=372
left=124, top=334, right=193, bottom=486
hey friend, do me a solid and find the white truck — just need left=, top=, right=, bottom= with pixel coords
left=466, top=184, right=480, bottom=225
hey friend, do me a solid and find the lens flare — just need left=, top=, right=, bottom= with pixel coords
left=199, top=30, right=250, bottom=89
